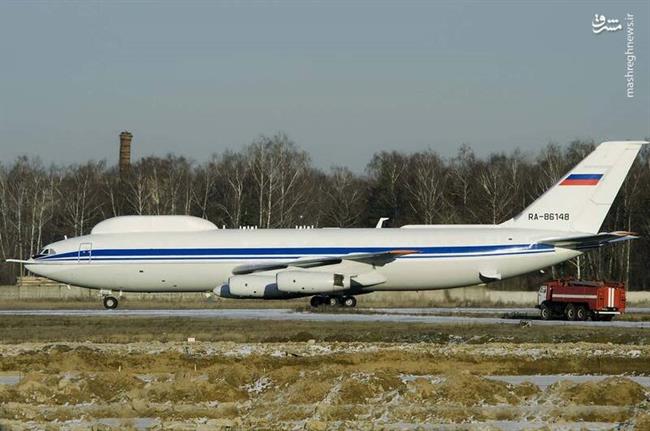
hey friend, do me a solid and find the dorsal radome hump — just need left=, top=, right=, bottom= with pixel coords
left=91, top=216, right=218, bottom=234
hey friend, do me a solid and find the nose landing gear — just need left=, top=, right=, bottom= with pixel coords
left=100, top=289, right=122, bottom=309
left=103, top=296, right=119, bottom=309
left=310, top=295, right=357, bottom=308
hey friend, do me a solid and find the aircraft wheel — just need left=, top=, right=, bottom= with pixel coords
left=576, top=305, right=588, bottom=321
left=328, top=296, right=340, bottom=307
left=343, top=296, right=357, bottom=308
left=103, top=296, right=118, bottom=310
left=310, top=296, right=323, bottom=308
left=540, top=304, right=552, bottom=320
left=564, top=303, right=577, bottom=321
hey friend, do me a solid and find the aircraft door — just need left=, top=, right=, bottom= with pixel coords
left=78, top=242, right=92, bottom=263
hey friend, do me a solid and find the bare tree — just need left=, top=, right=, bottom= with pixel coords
left=367, top=151, right=408, bottom=225
left=404, top=150, right=448, bottom=224
left=58, top=162, right=105, bottom=236
left=247, top=133, right=311, bottom=228
left=448, top=144, right=479, bottom=223
left=477, top=155, right=515, bottom=224
left=322, top=167, right=367, bottom=227
left=213, top=152, right=250, bottom=227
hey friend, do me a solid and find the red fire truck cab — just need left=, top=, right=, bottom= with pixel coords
left=537, top=279, right=626, bottom=321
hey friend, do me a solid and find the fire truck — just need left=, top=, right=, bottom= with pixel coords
left=537, top=279, right=626, bottom=321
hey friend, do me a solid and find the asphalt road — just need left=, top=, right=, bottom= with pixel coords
left=0, top=308, right=648, bottom=328
left=372, top=307, right=650, bottom=314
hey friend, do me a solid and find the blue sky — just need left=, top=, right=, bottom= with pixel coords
left=1, top=1, right=648, bottom=171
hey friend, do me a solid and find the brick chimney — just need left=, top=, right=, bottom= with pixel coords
left=119, top=131, right=133, bottom=176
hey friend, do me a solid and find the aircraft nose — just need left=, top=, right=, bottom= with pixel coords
left=24, top=262, right=39, bottom=275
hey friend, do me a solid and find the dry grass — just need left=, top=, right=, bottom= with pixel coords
left=0, top=341, right=648, bottom=429
left=1, top=314, right=649, bottom=429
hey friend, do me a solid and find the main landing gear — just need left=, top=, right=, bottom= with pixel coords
left=310, top=295, right=357, bottom=308
left=102, top=296, right=119, bottom=309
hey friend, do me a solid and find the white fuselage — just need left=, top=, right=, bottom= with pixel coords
left=25, top=225, right=581, bottom=295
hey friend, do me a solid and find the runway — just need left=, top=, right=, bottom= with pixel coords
left=0, top=308, right=648, bottom=328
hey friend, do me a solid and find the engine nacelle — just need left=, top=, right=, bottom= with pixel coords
left=215, top=275, right=276, bottom=298
left=276, top=271, right=349, bottom=294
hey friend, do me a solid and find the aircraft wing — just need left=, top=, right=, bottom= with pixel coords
left=232, top=249, right=418, bottom=275
left=536, top=231, right=638, bottom=250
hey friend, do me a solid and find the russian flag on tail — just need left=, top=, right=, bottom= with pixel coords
left=560, top=173, right=603, bottom=186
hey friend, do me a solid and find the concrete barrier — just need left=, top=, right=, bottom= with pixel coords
left=1, top=281, right=649, bottom=306
left=627, top=291, right=650, bottom=305
left=360, top=287, right=538, bottom=306
left=0, top=285, right=206, bottom=302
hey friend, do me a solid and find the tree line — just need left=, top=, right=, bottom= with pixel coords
left=1, top=133, right=649, bottom=289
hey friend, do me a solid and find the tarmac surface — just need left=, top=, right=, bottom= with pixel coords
left=0, top=307, right=648, bottom=328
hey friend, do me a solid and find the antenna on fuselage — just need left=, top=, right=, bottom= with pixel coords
left=375, top=217, right=390, bottom=228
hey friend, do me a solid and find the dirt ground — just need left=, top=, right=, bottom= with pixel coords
left=0, top=317, right=648, bottom=430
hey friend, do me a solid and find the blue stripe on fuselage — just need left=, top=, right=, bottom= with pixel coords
left=38, top=243, right=554, bottom=262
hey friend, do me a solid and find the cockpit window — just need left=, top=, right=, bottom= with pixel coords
left=38, top=248, right=56, bottom=256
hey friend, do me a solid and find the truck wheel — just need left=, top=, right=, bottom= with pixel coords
left=565, top=303, right=577, bottom=321
left=576, top=305, right=588, bottom=321
left=540, top=304, right=552, bottom=320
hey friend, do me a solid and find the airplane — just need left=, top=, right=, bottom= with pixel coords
left=7, top=141, right=646, bottom=309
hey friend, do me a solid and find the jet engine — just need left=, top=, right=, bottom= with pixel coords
left=224, top=275, right=275, bottom=298
left=276, top=271, right=349, bottom=293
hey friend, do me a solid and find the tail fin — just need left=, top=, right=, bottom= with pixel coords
left=503, top=141, right=646, bottom=233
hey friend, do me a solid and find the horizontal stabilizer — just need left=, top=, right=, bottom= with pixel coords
left=536, top=231, right=638, bottom=250
left=232, top=250, right=418, bottom=275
